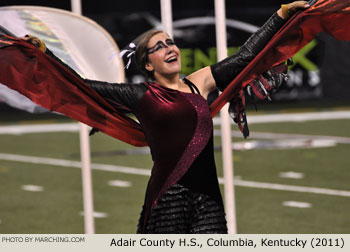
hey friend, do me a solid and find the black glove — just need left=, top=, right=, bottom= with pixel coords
left=210, top=12, right=286, bottom=91
left=228, top=61, right=289, bottom=138
left=228, top=89, right=249, bottom=138
left=245, top=61, right=289, bottom=101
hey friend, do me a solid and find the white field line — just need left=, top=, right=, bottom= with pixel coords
left=0, top=123, right=80, bottom=135
left=21, top=184, right=44, bottom=192
left=214, top=130, right=350, bottom=144
left=9, top=123, right=344, bottom=144
left=213, top=110, right=350, bottom=125
left=108, top=180, right=132, bottom=188
left=1, top=153, right=350, bottom=198
left=79, top=211, right=108, bottom=218
left=217, top=178, right=350, bottom=198
left=279, top=171, right=304, bottom=179
left=0, top=153, right=151, bottom=176
left=283, top=201, right=312, bottom=208
left=0, top=110, right=349, bottom=135
left=231, top=139, right=337, bottom=150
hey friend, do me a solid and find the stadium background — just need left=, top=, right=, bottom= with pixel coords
left=0, top=0, right=349, bottom=233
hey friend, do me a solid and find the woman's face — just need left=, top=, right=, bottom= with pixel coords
left=145, top=32, right=181, bottom=78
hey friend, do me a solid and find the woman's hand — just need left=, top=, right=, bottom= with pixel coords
left=23, top=35, right=46, bottom=52
left=277, top=1, right=309, bottom=19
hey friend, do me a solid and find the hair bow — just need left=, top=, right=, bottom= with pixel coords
left=120, top=42, right=136, bottom=69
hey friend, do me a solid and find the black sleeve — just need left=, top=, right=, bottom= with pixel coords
left=45, top=49, right=148, bottom=111
left=210, top=12, right=286, bottom=91
left=83, top=79, right=148, bottom=111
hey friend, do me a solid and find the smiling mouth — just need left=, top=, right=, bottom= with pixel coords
left=165, top=56, right=177, bottom=63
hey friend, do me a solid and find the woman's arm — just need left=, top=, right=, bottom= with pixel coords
left=45, top=48, right=148, bottom=111
left=188, top=1, right=308, bottom=98
left=23, top=35, right=148, bottom=111
left=189, top=12, right=285, bottom=98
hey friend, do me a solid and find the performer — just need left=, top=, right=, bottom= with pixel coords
left=1, top=1, right=308, bottom=233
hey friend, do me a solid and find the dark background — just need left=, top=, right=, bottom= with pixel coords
left=0, top=0, right=285, bottom=47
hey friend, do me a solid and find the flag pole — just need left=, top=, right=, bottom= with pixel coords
left=160, top=0, right=173, bottom=38
left=214, top=0, right=237, bottom=234
left=70, top=0, right=95, bottom=234
left=71, top=0, right=82, bottom=14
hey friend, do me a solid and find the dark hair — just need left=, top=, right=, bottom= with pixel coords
left=135, top=29, right=164, bottom=81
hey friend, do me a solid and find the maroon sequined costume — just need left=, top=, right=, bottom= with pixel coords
left=134, top=82, right=226, bottom=233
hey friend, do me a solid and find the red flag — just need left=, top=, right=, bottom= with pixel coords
left=0, top=36, right=147, bottom=146
left=210, top=0, right=350, bottom=117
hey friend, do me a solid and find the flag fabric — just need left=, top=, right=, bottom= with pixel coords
left=0, top=36, right=146, bottom=146
left=209, top=0, right=350, bottom=116
left=0, top=6, right=124, bottom=113
left=0, top=84, right=49, bottom=113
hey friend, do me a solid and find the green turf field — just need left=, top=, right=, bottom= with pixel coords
left=0, top=106, right=349, bottom=234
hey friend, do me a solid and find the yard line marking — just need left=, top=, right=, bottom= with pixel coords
left=283, top=201, right=312, bottom=208
left=229, top=139, right=337, bottom=151
left=108, top=180, right=132, bottom=188
left=1, top=153, right=350, bottom=198
left=222, top=178, right=350, bottom=198
left=1, top=110, right=349, bottom=136
left=213, top=110, right=350, bottom=125
left=92, top=163, right=151, bottom=176
left=21, top=184, right=44, bottom=192
left=218, top=130, right=350, bottom=144
left=279, top=172, right=304, bottom=179
left=0, top=123, right=80, bottom=135
left=79, top=211, right=108, bottom=218
left=246, top=132, right=350, bottom=144
left=213, top=130, right=350, bottom=144
left=0, top=153, right=151, bottom=176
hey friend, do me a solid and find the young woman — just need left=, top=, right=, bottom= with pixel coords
left=2, top=1, right=308, bottom=233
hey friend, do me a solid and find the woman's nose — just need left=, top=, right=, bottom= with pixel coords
left=166, top=46, right=174, bottom=54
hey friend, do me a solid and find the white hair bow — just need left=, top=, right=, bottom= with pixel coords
left=120, top=42, right=136, bottom=69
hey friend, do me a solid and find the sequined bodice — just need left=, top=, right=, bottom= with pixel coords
left=134, top=82, right=223, bottom=232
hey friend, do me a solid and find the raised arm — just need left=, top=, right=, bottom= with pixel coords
left=187, top=1, right=308, bottom=98
left=210, top=12, right=285, bottom=90
left=23, top=35, right=148, bottom=111
left=45, top=48, right=148, bottom=112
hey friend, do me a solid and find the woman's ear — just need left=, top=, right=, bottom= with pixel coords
left=145, top=62, right=154, bottom=72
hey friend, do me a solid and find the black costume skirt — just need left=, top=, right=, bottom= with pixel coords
left=137, top=183, right=228, bottom=234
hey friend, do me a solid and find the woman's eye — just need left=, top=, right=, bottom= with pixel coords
left=153, top=45, right=162, bottom=51
left=148, top=40, right=174, bottom=54
left=154, top=42, right=167, bottom=51
left=167, top=41, right=175, bottom=45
